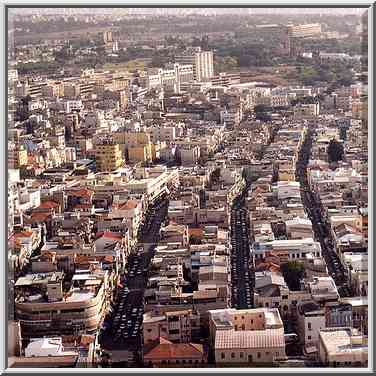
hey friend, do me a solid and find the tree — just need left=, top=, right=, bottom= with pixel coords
left=327, top=139, right=344, bottom=163
left=149, top=55, right=168, bottom=68
left=211, top=168, right=221, bottom=183
left=214, top=56, right=238, bottom=73
left=189, top=235, right=202, bottom=245
left=281, top=261, right=305, bottom=291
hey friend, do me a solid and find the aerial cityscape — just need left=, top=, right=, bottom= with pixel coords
left=7, top=7, right=368, bottom=369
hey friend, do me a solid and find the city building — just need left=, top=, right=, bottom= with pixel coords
left=319, top=328, right=368, bottom=367
left=287, top=23, right=322, bottom=38
left=143, top=338, right=206, bottom=367
left=209, top=308, right=286, bottom=365
left=175, top=48, right=214, bottom=82
left=95, top=142, right=124, bottom=172
left=15, top=270, right=110, bottom=338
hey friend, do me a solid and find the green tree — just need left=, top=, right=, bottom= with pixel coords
left=189, top=235, right=202, bottom=245
left=211, top=168, right=221, bottom=183
left=149, top=55, right=168, bottom=68
left=214, top=56, right=238, bottom=73
left=281, top=261, right=305, bottom=291
left=299, top=66, right=318, bottom=85
left=327, top=139, right=344, bottom=163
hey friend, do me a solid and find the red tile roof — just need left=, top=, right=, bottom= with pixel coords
left=255, top=261, right=281, bottom=273
left=95, top=231, right=123, bottom=241
left=14, top=231, right=33, bottom=238
left=30, top=212, right=51, bottom=222
left=188, top=227, right=204, bottom=238
left=144, top=338, right=204, bottom=361
left=8, top=238, right=21, bottom=249
left=68, top=188, right=93, bottom=198
left=119, top=199, right=139, bottom=210
left=38, top=200, right=60, bottom=210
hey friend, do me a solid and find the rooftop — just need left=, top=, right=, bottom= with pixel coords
left=215, top=328, right=285, bottom=350
left=320, top=329, right=368, bottom=359
left=144, top=338, right=204, bottom=360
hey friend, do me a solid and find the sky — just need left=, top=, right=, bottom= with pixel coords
left=9, top=7, right=365, bottom=16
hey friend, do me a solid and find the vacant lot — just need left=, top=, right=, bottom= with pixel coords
left=103, top=59, right=150, bottom=72
left=240, top=65, right=300, bottom=86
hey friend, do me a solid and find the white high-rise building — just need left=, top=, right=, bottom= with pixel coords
left=146, top=63, right=194, bottom=94
left=175, top=48, right=214, bottom=82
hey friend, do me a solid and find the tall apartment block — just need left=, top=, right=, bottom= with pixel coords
left=175, top=48, right=214, bottom=82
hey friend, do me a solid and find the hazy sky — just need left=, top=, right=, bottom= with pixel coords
left=9, top=7, right=365, bottom=16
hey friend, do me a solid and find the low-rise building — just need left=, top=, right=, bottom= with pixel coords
left=319, top=328, right=368, bottom=367
left=15, top=270, right=110, bottom=338
left=143, top=338, right=206, bottom=367
left=143, top=309, right=200, bottom=344
left=296, top=301, right=326, bottom=355
left=209, top=308, right=286, bottom=365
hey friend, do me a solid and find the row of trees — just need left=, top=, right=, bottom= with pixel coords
left=215, top=42, right=275, bottom=68
left=297, top=62, right=355, bottom=87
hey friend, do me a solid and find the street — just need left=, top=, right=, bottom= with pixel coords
left=98, top=196, right=169, bottom=366
left=230, top=193, right=255, bottom=309
left=295, top=128, right=350, bottom=296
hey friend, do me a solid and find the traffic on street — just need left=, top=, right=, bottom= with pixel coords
left=295, top=128, right=351, bottom=296
left=99, top=195, right=169, bottom=366
left=230, top=193, right=255, bottom=309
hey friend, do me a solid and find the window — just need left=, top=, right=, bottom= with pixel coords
left=221, top=353, right=225, bottom=359
left=235, top=325, right=238, bottom=331
left=308, top=336, right=312, bottom=340
left=282, top=295, right=288, bottom=300
left=231, top=353, right=235, bottom=359
left=240, top=352, right=244, bottom=358
left=257, top=352, right=261, bottom=359
left=251, top=319, right=254, bottom=324
left=308, top=322, right=312, bottom=331
left=147, top=329, right=152, bottom=333
left=242, top=324, right=245, bottom=330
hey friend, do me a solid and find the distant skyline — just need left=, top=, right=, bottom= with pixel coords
left=8, top=7, right=366, bottom=17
